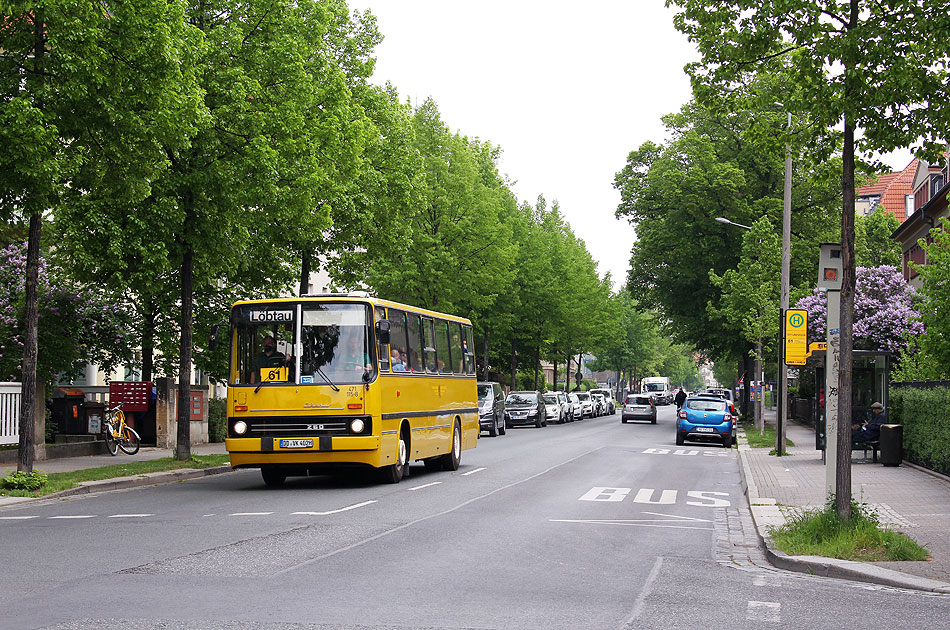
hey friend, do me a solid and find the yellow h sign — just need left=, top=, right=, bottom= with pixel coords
left=785, top=309, right=808, bottom=366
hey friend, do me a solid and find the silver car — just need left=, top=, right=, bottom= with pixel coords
left=556, top=391, right=574, bottom=423
left=567, top=392, right=583, bottom=420
left=575, top=391, right=593, bottom=418
left=622, top=394, right=657, bottom=424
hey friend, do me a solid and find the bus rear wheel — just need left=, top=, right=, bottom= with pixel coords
left=439, top=420, right=461, bottom=471
left=380, top=433, right=407, bottom=483
left=261, top=467, right=286, bottom=487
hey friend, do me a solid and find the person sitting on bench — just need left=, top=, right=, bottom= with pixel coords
left=852, top=401, right=886, bottom=443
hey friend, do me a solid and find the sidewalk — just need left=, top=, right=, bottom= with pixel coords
left=738, top=408, right=950, bottom=593
left=0, top=442, right=230, bottom=508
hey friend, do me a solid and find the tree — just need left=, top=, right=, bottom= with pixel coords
left=671, top=0, right=950, bottom=519
left=0, top=1, right=203, bottom=472
left=913, top=220, right=950, bottom=370
left=855, top=210, right=901, bottom=268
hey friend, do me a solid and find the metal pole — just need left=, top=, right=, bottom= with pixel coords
left=825, top=289, right=841, bottom=496
left=778, top=112, right=792, bottom=455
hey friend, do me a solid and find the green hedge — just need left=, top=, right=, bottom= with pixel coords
left=208, top=397, right=227, bottom=443
left=890, top=386, right=950, bottom=476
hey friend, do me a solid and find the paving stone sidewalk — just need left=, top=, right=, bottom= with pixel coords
left=739, top=409, right=950, bottom=590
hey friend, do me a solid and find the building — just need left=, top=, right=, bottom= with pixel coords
left=856, top=158, right=919, bottom=221
left=892, top=159, right=949, bottom=288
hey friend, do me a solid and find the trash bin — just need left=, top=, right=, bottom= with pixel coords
left=50, top=388, right=87, bottom=434
left=879, top=424, right=903, bottom=467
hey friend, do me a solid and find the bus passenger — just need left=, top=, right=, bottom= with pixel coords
left=392, top=349, right=406, bottom=372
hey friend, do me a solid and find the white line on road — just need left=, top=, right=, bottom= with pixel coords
left=408, top=482, right=442, bottom=491
left=747, top=601, right=781, bottom=623
left=229, top=512, right=274, bottom=516
left=0, top=516, right=39, bottom=520
left=108, top=514, right=154, bottom=518
left=623, top=556, right=664, bottom=626
left=549, top=519, right=713, bottom=531
left=641, top=511, right=712, bottom=522
left=461, top=467, right=486, bottom=476
left=48, top=515, right=95, bottom=519
left=292, top=500, right=377, bottom=515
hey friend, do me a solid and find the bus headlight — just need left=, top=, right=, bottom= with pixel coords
left=233, top=421, right=247, bottom=436
left=350, top=419, right=365, bottom=434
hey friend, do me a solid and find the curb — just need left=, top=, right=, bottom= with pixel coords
left=1, top=465, right=234, bottom=506
left=735, top=436, right=950, bottom=594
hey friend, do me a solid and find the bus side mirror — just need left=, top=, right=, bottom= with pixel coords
left=209, top=324, right=220, bottom=351
left=375, top=319, right=391, bottom=345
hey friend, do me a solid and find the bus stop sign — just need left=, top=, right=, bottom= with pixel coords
left=785, top=309, right=808, bottom=366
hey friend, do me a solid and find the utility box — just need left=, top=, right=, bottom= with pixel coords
left=85, top=401, right=105, bottom=434
left=51, top=387, right=87, bottom=435
left=880, top=424, right=903, bottom=467
left=818, top=242, right=843, bottom=291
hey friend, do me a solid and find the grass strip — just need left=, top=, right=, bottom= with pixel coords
left=770, top=499, right=930, bottom=562
left=741, top=419, right=795, bottom=449
left=0, top=454, right=230, bottom=498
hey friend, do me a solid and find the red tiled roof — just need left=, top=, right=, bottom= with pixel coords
left=858, top=159, right=918, bottom=222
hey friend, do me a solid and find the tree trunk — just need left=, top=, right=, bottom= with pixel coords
left=17, top=212, right=42, bottom=474
left=754, top=340, right=764, bottom=434
left=533, top=344, right=540, bottom=391
left=510, top=342, right=517, bottom=390
left=141, top=299, right=156, bottom=382
left=176, top=201, right=195, bottom=461
left=565, top=355, right=572, bottom=391
left=299, top=249, right=311, bottom=296
left=482, top=332, right=490, bottom=381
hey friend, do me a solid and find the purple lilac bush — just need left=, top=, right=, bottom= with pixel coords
left=794, top=265, right=923, bottom=353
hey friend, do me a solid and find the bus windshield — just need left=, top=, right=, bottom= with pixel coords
left=231, top=302, right=374, bottom=386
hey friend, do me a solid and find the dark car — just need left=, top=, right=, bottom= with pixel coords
left=505, top=391, right=546, bottom=428
left=703, top=388, right=735, bottom=404
left=477, top=381, right=506, bottom=437
left=676, top=395, right=734, bottom=447
left=621, top=394, right=656, bottom=424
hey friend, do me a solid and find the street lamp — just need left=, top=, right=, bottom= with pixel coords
left=714, top=217, right=752, bottom=230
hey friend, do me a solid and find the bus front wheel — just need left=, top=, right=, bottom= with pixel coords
left=261, top=467, right=286, bottom=487
left=439, top=420, right=461, bottom=471
left=380, top=433, right=407, bottom=483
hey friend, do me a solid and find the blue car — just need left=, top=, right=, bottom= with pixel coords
left=676, top=395, right=734, bottom=448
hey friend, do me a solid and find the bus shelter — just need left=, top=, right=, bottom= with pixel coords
left=809, top=350, right=893, bottom=451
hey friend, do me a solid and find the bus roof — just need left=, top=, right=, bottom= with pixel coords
left=232, top=294, right=473, bottom=326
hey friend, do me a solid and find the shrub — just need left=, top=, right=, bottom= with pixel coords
left=208, top=397, right=227, bottom=443
left=890, top=386, right=950, bottom=476
left=1, top=470, right=48, bottom=491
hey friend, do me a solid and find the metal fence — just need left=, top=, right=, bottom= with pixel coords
left=0, top=382, right=21, bottom=445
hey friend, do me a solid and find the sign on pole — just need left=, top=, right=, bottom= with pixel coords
left=784, top=309, right=808, bottom=365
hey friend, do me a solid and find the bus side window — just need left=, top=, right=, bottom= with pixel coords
left=422, top=318, right=438, bottom=373
left=407, top=313, right=423, bottom=373
left=376, top=307, right=390, bottom=372
left=450, top=323, right=464, bottom=374
left=463, top=325, right=475, bottom=375
left=389, top=310, right=409, bottom=373
left=435, top=319, right=451, bottom=374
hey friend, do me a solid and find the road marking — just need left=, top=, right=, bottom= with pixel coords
left=641, top=511, right=712, bottom=522
left=550, top=519, right=713, bottom=531
left=108, top=514, right=154, bottom=518
left=623, top=556, right=664, bottom=625
left=633, top=488, right=677, bottom=504
left=292, top=500, right=376, bottom=515
left=0, top=516, right=38, bottom=520
left=48, top=515, right=95, bottom=519
left=686, top=491, right=731, bottom=507
left=408, top=482, right=442, bottom=491
left=229, top=512, right=274, bottom=516
left=643, top=447, right=729, bottom=457
left=643, top=448, right=671, bottom=454
left=673, top=449, right=699, bottom=456
left=579, top=487, right=630, bottom=502
left=747, top=601, right=781, bottom=623
left=461, top=467, right=486, bottom=476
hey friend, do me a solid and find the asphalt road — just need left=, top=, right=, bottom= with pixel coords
left=1, top=406, right=947, bottom=629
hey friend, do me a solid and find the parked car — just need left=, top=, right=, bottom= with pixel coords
left=592, top=393, right=606, bottom=416
left=556, top=391, right=574, bottom=422
left=622, top=394, right=656, bottom=424
left=505, top=391, right=547, bottom=428
left=575, top=391, right=593, bottom=418
left=589, top=388, right=616, bottom=414
left=676, top=395, right=734, bottom=447
left=703, top=388, right=735, bottom=404
left=477, top=381, right=506, bottom=437
left=567, top=392, right=583, bottom=420
left=542, top=393, right=563, bottom=424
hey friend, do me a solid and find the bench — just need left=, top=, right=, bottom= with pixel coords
left=852, top=440, right=880, bottom=463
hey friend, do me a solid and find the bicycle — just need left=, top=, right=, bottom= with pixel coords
left=102, top=402, right=141, bottom=456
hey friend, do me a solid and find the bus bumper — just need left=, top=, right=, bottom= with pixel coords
left=226, top=435, right=382, bottom=468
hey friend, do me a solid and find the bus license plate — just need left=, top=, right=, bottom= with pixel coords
left=695, top=427, right=715, bottom=433
left=279, top=439, right=313, bottom=449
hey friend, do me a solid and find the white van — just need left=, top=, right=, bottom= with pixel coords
left=641, top=376, right=672, bottom=406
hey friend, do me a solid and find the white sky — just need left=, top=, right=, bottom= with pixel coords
left=348, top=1, right=914, bottom=290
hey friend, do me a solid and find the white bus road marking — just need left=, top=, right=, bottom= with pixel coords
left=229, top=512, right=274, bottom=516
left=108, top=514, right=154, bottom=518
left=643, top=447, right=729, bottom=457
left=579, top=487, right=731, bottom=507
left=747, top=601, right=781, bottom=623
left=48, top=515, right=96, bottom=520
left=292, top=500, right=377, bottom=515
left=408, top=481, right=442, bottom=491
left=551, top=519, right=714, bottom=531
left=0, top=516, right=39, bottom=520
left=461, top=467, right=486, bottom=476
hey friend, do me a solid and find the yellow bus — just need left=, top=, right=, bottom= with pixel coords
left=224, top=293, right=478, bottom=485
